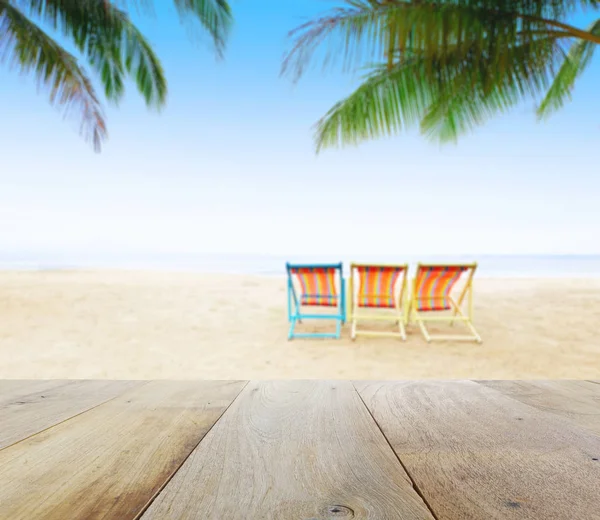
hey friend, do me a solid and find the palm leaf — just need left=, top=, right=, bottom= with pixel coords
left=3, top=0, right=233, bottom=151
left=314, top=34, right=562, bottom=149
left=20, top=0, right=233, bottom=55
left=537, top=18, right=600, bottom=117
left=98, top=0, right=233, bottom=55
left=282, top=0, right=596, bottom=81
left=421, top=35, right=561, bottom=140
left=314, top=58, right=438, bottom=151
left=0, top=0, right=106, bottom=151
left=287, top=0, right=600, bottom=151
left=172, top=0, right=233, bottom=57
left=18, top=0, right=166, bottom=106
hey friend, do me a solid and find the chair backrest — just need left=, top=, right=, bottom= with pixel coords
left=352, top=264, right=407, bottom=308
left=413, top=264, right=476, bottom=311
left=286, top=263, right=342, bottom=307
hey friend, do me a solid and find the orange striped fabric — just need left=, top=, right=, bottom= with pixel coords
left=291, top=267, right=338, bottom=307
left=356, top=266, right=404, bottom=308
left=415, top=266, right=468, bottom=311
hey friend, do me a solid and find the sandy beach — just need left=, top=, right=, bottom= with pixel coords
left=0, top=270, right=599, bottom=380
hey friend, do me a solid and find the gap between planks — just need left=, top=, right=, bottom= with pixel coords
left=0, top=380, right=248, bottom=520
left=133, top=380, right=250, bottom=520
left=141, top=380, right=435, bottom=519
left=0, top=380, right=145, bottom=451
left=351, top=381, right=441, bottom=520
left=354, top=380, right=600, bottom=520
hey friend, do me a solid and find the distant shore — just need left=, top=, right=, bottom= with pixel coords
left=0, top=270, right=599, bottom=380
left=2, top=253, right=600, bottom=278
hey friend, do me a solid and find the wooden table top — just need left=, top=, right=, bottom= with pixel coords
left=1, top=380, right=599, bottom=520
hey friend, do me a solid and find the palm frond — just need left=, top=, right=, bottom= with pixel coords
left=314, top=58, right=438, bottom=151
left=282, top=0, right=597, bottom=81
left=0, top=0, right=106, bottom=151
left=537, top=18, right=600, bottom=117
left=95, top=0, right=233, bottom=55
left=314, top=34, right=562, bottom=150
left=172, top=0, right=233, bottom=57
left=22, top=0, right=233, bottom=54
left=18, top=0, right=166, bottom=107
left=112, top=8, right=167, bottom=106
left=421, top=35, right=560, bottom=140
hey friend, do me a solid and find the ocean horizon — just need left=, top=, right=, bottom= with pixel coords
left=1, top=251, right=600, bottom=278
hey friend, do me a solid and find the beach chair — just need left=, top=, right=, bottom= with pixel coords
left=286, top=263, right=346, bottom=339
left=349, top=263, right=409, bottom=340
left=409, top=263, right=482, bottom=343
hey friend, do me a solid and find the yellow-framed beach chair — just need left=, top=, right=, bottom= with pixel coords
left=349, top=263, right=409, bottom=340
left=409, top=263, right=482, bottom=343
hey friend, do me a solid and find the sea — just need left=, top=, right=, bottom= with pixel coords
left=1, top=251, right=600, bottom=278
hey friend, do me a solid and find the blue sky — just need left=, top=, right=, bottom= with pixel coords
left=1, top=0, right=600, bottom=257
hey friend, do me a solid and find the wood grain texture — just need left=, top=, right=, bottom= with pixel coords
left=142, top=380, right=435, bottom=520
left=0, top=379, right=60, bottom=397
left=0, top=379, right=141, bottom=449
left=0, top=380, right=246, bottom=520
left=477, top=380, right=600, bottom=435
left=0, top=380, right=69, bottom=407
left=355, top=380, right=600, bottom=520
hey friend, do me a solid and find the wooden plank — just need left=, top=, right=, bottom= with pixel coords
left=0, top=379, right=55, bottom=395
left=142, top=380, right=435, bottom=520
left=355, top=380, right=600, bottom=520
left=0, top=380, right=246, bottom=520
left=0, top=380, right=142, bottom=449
left=477, top=380, right=600, bottom=436
left=0, top=380, right=73, bottom=403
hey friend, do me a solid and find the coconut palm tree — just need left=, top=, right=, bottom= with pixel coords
left=0, top=0, right=232, bottom=151
left=282, top=0, right=600, bottom=152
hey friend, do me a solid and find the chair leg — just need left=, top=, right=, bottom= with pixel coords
left=397, top=317, right=407, bottom=341
left=417, top=319, right=432, bottom=343
left=288, top=317, right=297, bottom=340
left=466, top=321, right=482, bottom=343
left=335, top=319, right=342, bottom=339
left=449, top=296, right=470, bottom=328
left=449, top=312, right=457, bottom=327
left=449, top=305, right=461, bottom=327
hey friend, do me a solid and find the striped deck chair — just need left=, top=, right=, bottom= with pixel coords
left=349, top=263, right=409, bottom=340
left=286, top=263, right=346, bottom=339
left=409, top=263, right=482, bottom=343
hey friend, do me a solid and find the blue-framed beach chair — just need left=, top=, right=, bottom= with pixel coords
left=286, top=263, right=346, bottom=339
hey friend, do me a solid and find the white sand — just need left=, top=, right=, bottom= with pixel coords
left=0, top=271, right=599, bottom=380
